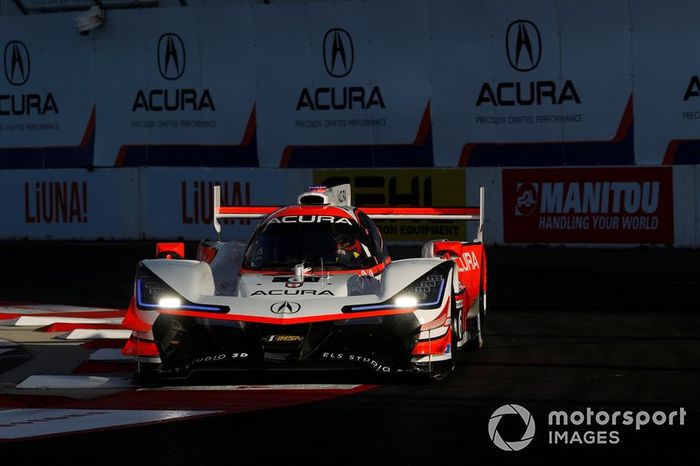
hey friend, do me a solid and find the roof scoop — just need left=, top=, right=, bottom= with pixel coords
left=297, top=184, right=351, bottom=206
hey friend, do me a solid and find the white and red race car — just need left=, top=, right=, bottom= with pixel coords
left=122, top=184, right=487, bottom=381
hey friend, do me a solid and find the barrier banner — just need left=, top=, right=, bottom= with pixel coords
left=314, top=168, right=466, bottom=241
left=502, top=167, right=674, bottom=244
left=140, top=168, right=312, bottom=240
left=256, top=0, right=432, bottom=168
left=632, top=0, right=700, bottom=165
left=94, top=7, right=258, bottom=167
left=0, top=169, right=139, bottom=239
left=0, top=13, right=95, bottom=168
left=430, top=0, right=632, bottom=167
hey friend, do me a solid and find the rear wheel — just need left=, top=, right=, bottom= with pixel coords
left=464, top=293, right=485, bottom=351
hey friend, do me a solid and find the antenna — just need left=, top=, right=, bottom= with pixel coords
left=213, top=185, right=221, bottom=242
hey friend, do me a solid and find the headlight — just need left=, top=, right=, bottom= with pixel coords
left=158, top=297, right=182, bottom=309
left=344, top=263, right=450, bottom=312
left=135, top=264, right=227, bottom=313
left=392, top=271, right=445, bottom=308
left=136, top=265, right=177, bottom=307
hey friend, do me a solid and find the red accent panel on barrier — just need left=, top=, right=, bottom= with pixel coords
left=502, top=167, right=674, bottom=244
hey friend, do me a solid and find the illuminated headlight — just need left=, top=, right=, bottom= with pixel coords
left=158, top=297, right=182, bottom=309
left=136, top=265, right=176, bottom=307
left=345, top=264, right=449, bottom=313
left=393, top=271, right=445, bottom=308
left=135, top=264, right=228, bottom=313
left=395, top=296, right=418, bottom=308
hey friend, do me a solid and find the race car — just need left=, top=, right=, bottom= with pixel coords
left=121, top=184, right=487, bottom=381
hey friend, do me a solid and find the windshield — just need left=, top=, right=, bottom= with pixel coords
left=243, top=217, right=378, bottom=271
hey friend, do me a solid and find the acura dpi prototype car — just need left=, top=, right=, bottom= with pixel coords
left=122, top=184, right=487, bottom=381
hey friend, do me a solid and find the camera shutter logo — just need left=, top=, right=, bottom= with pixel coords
left=4, top=41, right=30, bottom=86
left=323, top=28, right=354, bottom=78
left=488, top=404, right=536, bottom=451
left=505, top=20, right=541, bottom=72
left=157, top=33, right=186, bottom=80
left=270, top=301, right=301, bottom=314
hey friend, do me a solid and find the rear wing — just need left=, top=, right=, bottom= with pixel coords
left=213, top=185, right=485, bottom=243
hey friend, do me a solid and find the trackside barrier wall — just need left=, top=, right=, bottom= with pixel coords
left=0, top=168, right=312, bottom=240
left=1, top=1, right=700, bottom=168
left=1, top=167, right=698, bottom=247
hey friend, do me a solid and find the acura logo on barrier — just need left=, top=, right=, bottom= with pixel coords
left=270, top=301, right=301, bottom=314
left=323, top=28, right=353, bottom=78
left=4, top=40, right=30, bottom=86
left=505, top=20, right=541, bottom=72
left=157, top=33, right=186, bottom=80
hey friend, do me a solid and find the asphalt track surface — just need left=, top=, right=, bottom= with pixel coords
left=1, top=242, right=699, bottom=464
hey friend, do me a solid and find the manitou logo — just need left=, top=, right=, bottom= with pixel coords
left=296, top=28, right=385, bottom=111
left=181, top=181, right=250, bottom=225
left=533, top=181, right=660, bottom=215
left=503, top=169, right=673, bottom=244
left=1, top=40, right=59, bottom=116
left=132, top=33, right=215, bottom=112
left=476, top=20, right=580, bottom=107
left=24, top=181, right=88, bottom=224
left=515, top=183, right=539, bottom=216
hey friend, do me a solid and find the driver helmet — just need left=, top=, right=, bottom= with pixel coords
left=335, top=234, right=362, bottom=263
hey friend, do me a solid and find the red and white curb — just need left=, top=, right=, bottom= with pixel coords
left=0, top=303, right=375, bottom=442
left=0, top=409, right=220, bottom=440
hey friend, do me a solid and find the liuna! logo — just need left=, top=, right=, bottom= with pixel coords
left=488, top=404, right=536, bottom=451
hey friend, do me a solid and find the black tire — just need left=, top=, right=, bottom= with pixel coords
left=132, top=361, right=162, bottom=387
left=464, top=293, right=485, bottom=351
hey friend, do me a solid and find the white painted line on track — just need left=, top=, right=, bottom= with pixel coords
left=0, top=409, right=220, bottom=440
left=17, top=375, right=133, bottom=389
left=13, top=316, right=123, bottom=327
left=61, top=329, right=131, bottom=340
left=139, top=384, right=362, bottom=391
left=0, top=304, right=120, bottom=314
left=89, top=348, right=131, bottom=361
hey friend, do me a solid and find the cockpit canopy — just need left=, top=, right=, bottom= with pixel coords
left=243, top=212, right=380, bottom=271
